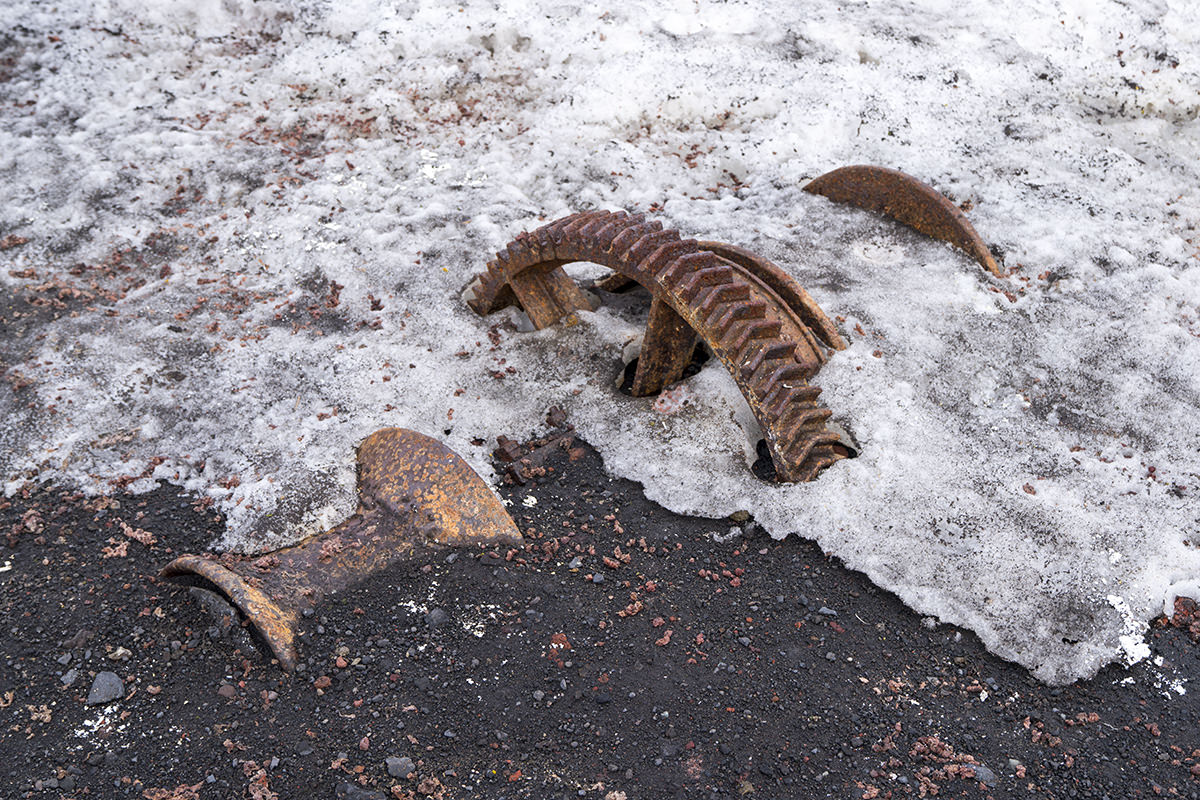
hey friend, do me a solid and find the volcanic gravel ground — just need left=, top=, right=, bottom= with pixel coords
left=1, top=425, right=1198, bottom=799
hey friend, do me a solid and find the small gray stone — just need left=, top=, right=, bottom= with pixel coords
left=385, top=756, right=414, bottom=778
left=61, top=668, right=78, bottom=687
left=424, top=608, right=449, bottom=628
left=969, top=764, right=997, bottom=786
left=334, top=783, right=385, bottom=800
left=818, top=606, right=837, bottom=616
left=532, top=690, right=545, bottom=702
left=591, top=573, right=604, bottom=584
left=567, top=556, right=582, bottom=569
left=56, top=653, right=72, bottom=666
left=189, top=586, right=238, bottom=636
left=86, top=672, right=124, bottom=706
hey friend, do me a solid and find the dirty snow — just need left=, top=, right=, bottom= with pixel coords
left=1, top=0, right=1198, bottom=684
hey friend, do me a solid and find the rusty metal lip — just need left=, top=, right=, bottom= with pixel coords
left=803, top=164, right=1002, bottom=277
left=161, top=554, right=302, bottom=671
left=161, top=428, right=522, bottom=672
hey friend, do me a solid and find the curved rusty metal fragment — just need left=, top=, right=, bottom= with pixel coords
left=161, top=428, right=521, bottom=671
left=468, top=211, right=847, bottom=482
left=803, top=165, right=1001, bottom=276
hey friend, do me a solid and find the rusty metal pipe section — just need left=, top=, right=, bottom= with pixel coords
left=803, top=165, right=1001, bottom=276
left=161, top=428, right=521, bottom=671
left=466, top=211, right=848, bottom=482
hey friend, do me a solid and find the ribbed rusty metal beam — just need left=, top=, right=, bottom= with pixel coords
left=468, top=211, right=846, bottom=482
left=696, top=241, right=848, bottom=352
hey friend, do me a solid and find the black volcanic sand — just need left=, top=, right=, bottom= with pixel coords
left=1, top=426, right=1198, bottom=800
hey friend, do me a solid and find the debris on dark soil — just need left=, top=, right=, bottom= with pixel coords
left=1, top=431, right=1197, bottom=799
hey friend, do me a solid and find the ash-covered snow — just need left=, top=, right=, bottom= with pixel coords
left=1, top=0, right=1198, bottom=684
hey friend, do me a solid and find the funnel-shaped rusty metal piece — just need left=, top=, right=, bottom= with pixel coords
left=161, top=428, right=521, bottom=671
left=804, top=165, right=1002, bottom=276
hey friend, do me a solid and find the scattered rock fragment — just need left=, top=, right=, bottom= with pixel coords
left=85, top=672, right=124, bottom=705
left=970, top=763, right=998, bottom=786
left=189, top=586, right=239, bottom=637
left=385, top=756, right=414, bottom=778
left=334, top=782, right=385, bottom=800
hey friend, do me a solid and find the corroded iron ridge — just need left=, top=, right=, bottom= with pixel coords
left=468, top=210, right=847, bottom=482
left=803, top=165, right=1001, bottom=276
left=162, top=429, right=522, bottom=671
left=695, top=241, right=849, bottom=352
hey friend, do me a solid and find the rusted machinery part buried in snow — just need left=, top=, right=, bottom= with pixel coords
left=803, top=165, right=1002, bottom=277
left=465, top=210, right=850, bottom=482
left=161, top=428, right=522, bottom=671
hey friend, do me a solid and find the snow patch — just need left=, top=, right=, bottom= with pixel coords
left=1107, top=595, right=1151, bottom=667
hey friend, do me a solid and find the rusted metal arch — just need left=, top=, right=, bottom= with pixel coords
left=467, top=210, right=848, bottom=482
left=162, top=428, right=522, bottom=671
left=804, top=165, right=1001, bottom=276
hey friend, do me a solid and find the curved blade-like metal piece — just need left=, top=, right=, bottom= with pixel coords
left=161, top=428, right=521, bottom=671
left=803, top=165, right=1001, bottom=276
left=468, top=211, right=846, bottom=482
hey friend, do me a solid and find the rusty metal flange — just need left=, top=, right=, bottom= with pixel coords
left=803, top=165, right=1001, bottom=276
left=161, top=428, right=521, bottom=671
left=466, top=210, right=848, bottom=482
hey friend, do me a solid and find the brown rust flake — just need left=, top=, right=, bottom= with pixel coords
left=161, top=428, right=521, bottom=671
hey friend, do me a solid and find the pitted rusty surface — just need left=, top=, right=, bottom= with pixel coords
left=803, top=165, right=1001, bottom=276
left=467, top=211, right=848, bottom=482
left=161, top=428, right=521, bottom=671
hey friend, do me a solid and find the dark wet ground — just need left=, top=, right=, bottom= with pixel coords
left=1, top=429, right=1198, bottom=800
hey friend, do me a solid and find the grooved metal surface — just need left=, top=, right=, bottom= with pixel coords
left=469, top=211, right=848, bottom=482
